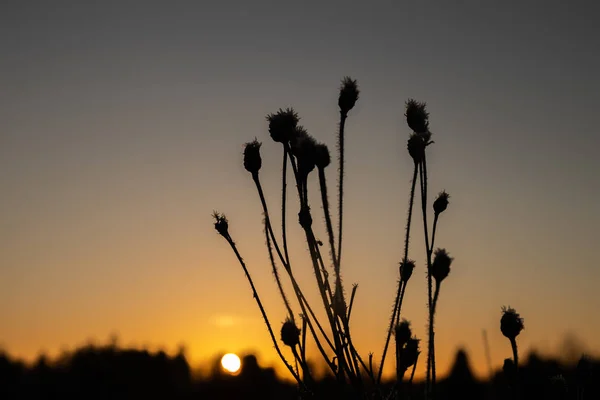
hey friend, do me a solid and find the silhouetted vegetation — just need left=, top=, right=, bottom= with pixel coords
left=0, top=344, right=597, bottom=399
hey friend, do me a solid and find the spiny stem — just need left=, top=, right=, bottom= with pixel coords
left=264, top=219, right=294, bottom=321
left=223, top=234, right=304, bottom=387
left=419, top=157, right=434, bottom=398
left=378, top=280, right=404, bottom=384
left=318, top=166, right=339, bottom=282
left=337, top=112, right=348, bottom=269
left=281, top=147, right=290, bottom=264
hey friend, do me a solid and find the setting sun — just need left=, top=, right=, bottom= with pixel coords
left=221, top=353, right=241, bottom=374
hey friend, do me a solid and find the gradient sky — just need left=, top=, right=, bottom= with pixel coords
left=1, top=0, right=599, bottom=381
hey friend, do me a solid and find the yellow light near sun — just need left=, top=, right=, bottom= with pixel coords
left=221, top=353, right=241, bottom=373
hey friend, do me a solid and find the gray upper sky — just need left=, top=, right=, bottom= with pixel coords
left=1, top=0, right=599, bottom=377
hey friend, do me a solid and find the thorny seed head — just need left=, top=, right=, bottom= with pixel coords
left=394, top=319, right=412, bottom=347
left=405, top=99, right=430, bottom=134
left=430, top=248, right=453, bottom=283
left=400, top=259, right=415, bottom=283
left=500, top=306, right=524, bottom=340
left=298, top=205, right=312, bottom=229
left=266, top=108, right=299, bottom=143
left=338, top=77, right=359, bottom=116
left=291, top=126, right=318, bottom=177
left=280, top=319, right=301, bottom=347
left=400, top=337, right=420, bottom=371
left=433, top=191, right=450, bottom=215
left=406, top=132, right=433, bottom=164
left=212, top=211, right=229, bottom=238
left=314, top=143, right=331, bottom=169
left=243, top=138, right=262, bottom=175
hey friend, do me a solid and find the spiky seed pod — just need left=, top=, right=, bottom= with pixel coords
left=430, top=248, right=453, bottom=283
left=405, top=99, right=429, bottom=134
left=266, top=108, right=299, bottom=143
left=433, top=191, right=450, bottom=215
left=500, top=306, right=524, bottom=340
left=314, top=143, right=331, bottom=169
left=338, top=77, right=359, bottom=115
left=394, top=319, right=412, bottom=347
left=400, top=337, right=420, bottom=370
left=400, top=259, right=415, bottom=283
left=291, top=126, right=318, bottom=177
left=243, top=139, right=262, bottom=174
left=407, top=133, right=426, bottom=164
left=298, top=205, right=312, bottom=229
left=212, top=212, right=229, bottom=238
left=280, top=319, right=301, bottom=347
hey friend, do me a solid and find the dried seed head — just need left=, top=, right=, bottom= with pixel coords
left=291, top=126, right=317, bottom=177
left=406, top=131, right=433, bottom=164
left=430, top=248, right=453, bottom=283
left=394, top=319, right=412, bottom=346
left=298, top=205, right=312, bottom=229
left=212, top=211, right=229, bottom=238
left=338, top=77, right=359, bottom=115
left=433, top=191, right=450, bottom=215
left=400, top=259, right=415, bottom=283
left=500, top=306, right=524, bottom=340
left=405, top=99, right=429, bottom=134
left=314, top=143, right=331, bottom=169
left=280, top=319, right=300, bottom=347
left=243, top=139, right=262, bottom=174
left=266, top=108, right=299, bottom=143
left=400, top=337, right=421, bottom=370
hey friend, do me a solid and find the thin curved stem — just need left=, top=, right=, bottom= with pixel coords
left=264, top=219, right=294, bottom=321
left=223, top=234, right=304, bottom=387
left=377, top=280, right=404, bottom=384
left=281, top=147, right=290, bottom=264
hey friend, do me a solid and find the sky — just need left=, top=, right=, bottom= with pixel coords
left=1, top=0, right=600, bottom=381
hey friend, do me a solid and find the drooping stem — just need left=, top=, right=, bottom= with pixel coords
left=223, top=234, right=304, bottom=387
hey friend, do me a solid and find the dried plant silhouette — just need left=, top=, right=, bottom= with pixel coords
left=212, top=78, right=461, bottom=399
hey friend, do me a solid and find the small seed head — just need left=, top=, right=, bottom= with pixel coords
left=291, top=126, right=317, bottom=177
left=400, top=337, right=420, bottom=370
left=338, top=77, right=359, bottom=115
left=314, top=143, right=331, bottom=169
left=430, top=248, right=453, bottom=283
left=266, top=108, right=299, bottom=143
left=212, top=212, right=229, bottom=238
left=433, top=191, right=450, bottom=215
left=394, top=319, right=412, bottom=346
left=298, top=205, right=312, bottom=229
left=500, top=306, right=524, bottom=340
left=243, top=139, right=262, bottom=174
left=400, top=259, right=415, bottom=283
left=280, top=319, right=300, bottom=347
left=405, top=99, right=429, bottom=134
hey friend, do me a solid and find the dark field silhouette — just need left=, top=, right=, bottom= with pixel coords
left=0, top=343, right=597, bottom=399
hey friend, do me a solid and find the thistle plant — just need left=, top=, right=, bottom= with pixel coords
left=212, top=78, right=454, bottom=399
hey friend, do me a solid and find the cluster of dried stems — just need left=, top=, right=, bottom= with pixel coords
left=212, top=78, right=521, bottom=399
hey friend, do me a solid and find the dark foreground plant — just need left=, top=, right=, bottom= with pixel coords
left=212, top=78, right=455, bottom=399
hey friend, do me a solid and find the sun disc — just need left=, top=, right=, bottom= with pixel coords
left=221, top=353, right=241, bottom=373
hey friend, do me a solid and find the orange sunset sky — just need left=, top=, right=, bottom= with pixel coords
left=1, top=0, right=599, bottom=381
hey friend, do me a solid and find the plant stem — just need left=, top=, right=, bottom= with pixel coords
left=265, top=220, right=294, bottom=321
left=281, top=147, right=290, bottom=264
left=223, top=234, right=304, bottom=387
left=337, top=112, right=348, bottom=269
left=419, top=156, right=434, bottom=399
left=377, top=280, right=404, bottom=384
